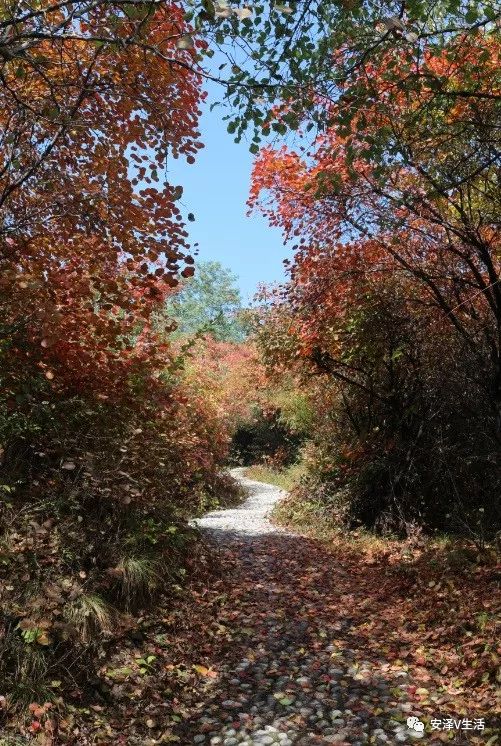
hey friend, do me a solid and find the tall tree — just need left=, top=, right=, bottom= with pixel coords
left=166, top=260, right=248, bottom=341
left=238, top=1, right=500, bottom=435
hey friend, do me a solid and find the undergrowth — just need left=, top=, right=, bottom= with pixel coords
left=0, top=374, right=241, bottom=732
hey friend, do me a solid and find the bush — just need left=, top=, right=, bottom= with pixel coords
left=0, top=348, right=235, bottom=711
left=258, top=279, right=501, bottom=541
left=353, top=288, right=498, bottom=538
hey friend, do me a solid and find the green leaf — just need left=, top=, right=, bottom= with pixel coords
left=123, top=3, right=149, bottom=20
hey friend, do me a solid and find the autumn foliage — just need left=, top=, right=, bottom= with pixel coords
left=250, top=23, right=500, bottom=537
left=0, top=0, right=499, bottom=737
left=183, top=336, right=265, bottom=429
left=0, top=0, right=240, bottom=723
left=0, top=0, right=204, bottom=392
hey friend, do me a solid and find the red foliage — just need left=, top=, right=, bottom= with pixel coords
left=250, top=31, right=500, bottom=402
left=0, top=1, right=205, bottom=395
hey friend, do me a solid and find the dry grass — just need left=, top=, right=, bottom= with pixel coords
left=117, top=556, right=161, bottom=607
left=244, top=463, right=305, bottom=492
left=64, top=593, right=114, bottom=642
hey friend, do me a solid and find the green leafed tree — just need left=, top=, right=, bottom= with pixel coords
left=166, top=260, right=249, bottom=341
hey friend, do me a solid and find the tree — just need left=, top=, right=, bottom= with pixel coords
left=247, top=9, right=500, bottom=436
left=0, top=0, right=207, bottom=395
left=165, top=260, right=249, bottom=341
left=243, top=1, right=500, bottom=534
left=214, top=2, right=499, bottom=150
left=0, top=3, right=249, bottom=715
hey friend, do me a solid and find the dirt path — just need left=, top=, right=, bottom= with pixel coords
left=183, top=470, right=428, bottom=745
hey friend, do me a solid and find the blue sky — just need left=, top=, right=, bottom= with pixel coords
left=167, top=84, right=292, bottom=304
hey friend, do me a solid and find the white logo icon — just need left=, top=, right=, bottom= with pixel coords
left=407, top=716, right=425, bottom=732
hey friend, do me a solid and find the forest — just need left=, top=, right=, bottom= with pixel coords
left=0, top=0, right=499, bottom=744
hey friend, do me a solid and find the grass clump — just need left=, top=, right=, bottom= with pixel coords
left=116, top=556, right=162, bottom=608
left=245, top=462, right=305, bottom=492
left=65, top=594, right=114, bottom=643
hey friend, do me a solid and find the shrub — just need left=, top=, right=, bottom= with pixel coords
left=0, top=344, right=235, bottom=712
left=230, top=407, right=305, bottom=467
left=257, top=278, right=501, bottom=541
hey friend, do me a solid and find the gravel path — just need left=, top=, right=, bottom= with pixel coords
left=184, top=470, right=426, bottom=746
left=193, top=467, right=290, bottom=537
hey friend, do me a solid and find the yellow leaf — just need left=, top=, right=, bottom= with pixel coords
left=193, top=664, right=218, bottom=678
left=193, top=664, right=208, bottom=675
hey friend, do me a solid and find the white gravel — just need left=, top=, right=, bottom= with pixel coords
left=193, top=467, right=289, bottom=537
